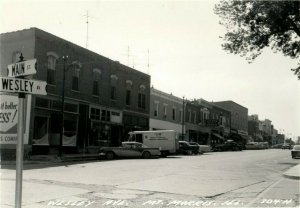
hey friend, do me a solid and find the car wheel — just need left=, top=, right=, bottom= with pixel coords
left=142, top=151, right=151, bottom=159
left=186, top=150, right=193, bottom=155
left=105, top=151, right=114, bottom=160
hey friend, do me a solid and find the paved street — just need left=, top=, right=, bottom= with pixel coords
left=1, top=149, right=300, bottom=207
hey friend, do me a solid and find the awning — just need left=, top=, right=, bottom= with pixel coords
left=212, top=133, right=225, bottom=140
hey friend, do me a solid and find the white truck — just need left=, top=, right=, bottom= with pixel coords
left=126, top=130, right=178, bottom=156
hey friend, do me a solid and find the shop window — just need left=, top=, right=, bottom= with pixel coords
left=101, top=110, right=110, bottom=122
left=33, top=116, right=49, bottom=145
left=35, top=97, right=50, bottom=109
left=91, top=108, right=101, bottom=120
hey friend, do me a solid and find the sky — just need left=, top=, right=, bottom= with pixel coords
left=1, top=0, right=299, bottom=140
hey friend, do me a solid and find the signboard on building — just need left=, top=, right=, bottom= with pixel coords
left=205, top=119, right=219, bottom=127
left=0, top=94, right=31, bottom=144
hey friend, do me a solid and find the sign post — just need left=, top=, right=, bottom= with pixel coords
left=0, top=54, right=47, bottom=208
left=15, top=91, right=25, bottom=208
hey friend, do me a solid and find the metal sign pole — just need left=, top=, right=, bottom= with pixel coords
left=15, top=92, right=25, bottom=208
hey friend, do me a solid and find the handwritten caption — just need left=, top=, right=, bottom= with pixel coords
left=47, top=198, right=293, bottom=207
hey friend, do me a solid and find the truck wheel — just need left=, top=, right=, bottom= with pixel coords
left=142, top=151, right=151, bottom=159
left=106, top=152, right=114, bottom=160
left=187, top=150, right=193, bottom=155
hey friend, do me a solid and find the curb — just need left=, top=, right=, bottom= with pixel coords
left=282, top=164, right=300, bottom=180
left=283, top=174, right=300, bottom=180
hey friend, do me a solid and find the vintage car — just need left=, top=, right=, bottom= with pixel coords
left=177, top=141, right=199, bottom=155
left=99, top=141, right=160, bottom=160
left=212, top=140, right=243, bottom=152
left=291, top=145, right=300, bottom=159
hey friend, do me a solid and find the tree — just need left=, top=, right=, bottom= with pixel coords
left=214, top=0, right=300, bottom=79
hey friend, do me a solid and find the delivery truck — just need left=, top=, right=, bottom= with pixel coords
left=126, top=130, right=178, bottom=156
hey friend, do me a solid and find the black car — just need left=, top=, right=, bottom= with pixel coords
left=212, top=140, right=242, bottom=152
left=177, top=141, right=199, bottom=155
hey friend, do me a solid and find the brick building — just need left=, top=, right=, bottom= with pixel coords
left=0, top=28, right=150, bottom=154
left=149, top=87, right=184, bottom=138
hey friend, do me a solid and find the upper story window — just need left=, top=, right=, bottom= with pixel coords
left=126, top=80, right=132, bottom=106
left=92, top=68, right=101, bottom=96
left=138, top=85, right=146, bottom=109
left=46, top=52, right=59, bottom=85
left=154, top=101, right=159, bottom=117
left=72, top=61, right=82, bottom=91
left=193, top=111, right=197, bottom=124
left=188, top=110, right=192, bottom=123
left=172, top=107, right=176, bottom=121
left=110, top=74, right=118, bottom=100
left=179, top=110, right=182, bottom=123
left=163, top=104, right=168, bottom=119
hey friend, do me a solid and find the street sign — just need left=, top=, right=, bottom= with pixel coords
left=7, top=58, right=37, bottom=77
left=0, top=77, right=47, bottom=95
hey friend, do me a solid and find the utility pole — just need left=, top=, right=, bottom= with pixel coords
left=181, top=97, right=185, bottom=141
left=147, top=49, right=150, bottom=74
left=84, top=10, right=90, bottom=48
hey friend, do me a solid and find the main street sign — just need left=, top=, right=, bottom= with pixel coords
left=0, top=77, right=47, bottom=95
left=7, top=59, right=37, bottom=77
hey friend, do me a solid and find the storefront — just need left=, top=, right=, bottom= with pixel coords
left=32, top=97, right=79, bottom=154
left=89, top=106, right=123, bottom=147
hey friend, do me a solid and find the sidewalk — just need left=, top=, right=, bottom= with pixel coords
left=0, top=153, right=100, bottom=165
left=283, top=164, right=300, bottom=180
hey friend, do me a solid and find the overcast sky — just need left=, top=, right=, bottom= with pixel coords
left=1, top=0, right=299, bottom=140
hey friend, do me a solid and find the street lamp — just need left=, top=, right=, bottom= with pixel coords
left=59, top=56, right=74, bottom=157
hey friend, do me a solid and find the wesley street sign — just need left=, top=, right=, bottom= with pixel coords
left=7, top=58, right=37, bottom=77
left=0, top=77, right=47, bottom=95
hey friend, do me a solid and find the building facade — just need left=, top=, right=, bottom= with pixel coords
left=149, top=88, right=184, bottom=138
left=213, top=100, right=248, bottom=134
left=0, top=28, right=150, bottom=154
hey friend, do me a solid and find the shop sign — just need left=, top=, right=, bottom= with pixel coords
left=205, top=119, right=219, bottom=126
left=0, top=94, right=31, bottom=144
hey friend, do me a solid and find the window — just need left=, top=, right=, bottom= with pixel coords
left=179, top=110, right=182, bottom=123
left=138, top=93, right=146, bottom=109
left=90, top=108, right=101, bottom=120
left=163, top=105, right=167, bottom=119
left=172, top=108, right=176, bottom=120
left=154, top=102, right=159, bottom=117
left=72, top=66, right=80, bottom=91
left=47, top=53, right=58, bottom=85
left=188, top=110, right=192, bottom=123
left=93, top=81, right=99, bottom=96
left=126, top=90, right=131, bottom=105
left=111, top=86, right=116, bottom=100
left=193, top=111, right=197, bottom=123
left=92, top=68, right=101, bottom=96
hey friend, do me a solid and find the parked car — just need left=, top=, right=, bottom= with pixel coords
left=189, top=142, right=203, bottom=154
left=212, top=140, right=242, bottom=152
left=177, top=141, right=199, bottom=155
left=291, top=145, right=300, bottom=159
left=99, top=142, right=160, bottom=160
left=271, top=144, right=283, bottom=149
left=282, top=144, right=292, bottom=150
left=199, top=145, right=212, bottom=153
left=245, top=142, right=264, bottom=150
